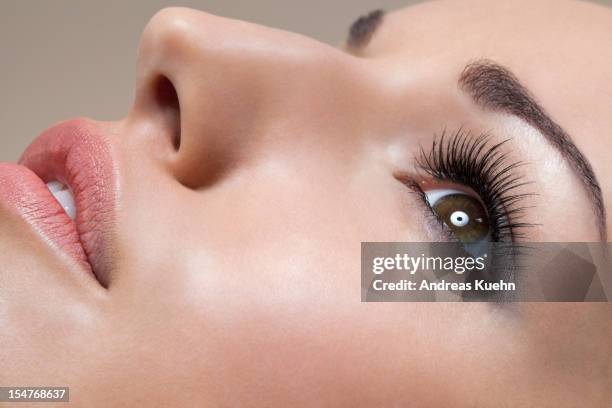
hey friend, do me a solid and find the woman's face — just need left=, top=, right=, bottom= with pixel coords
left=1, top=0, right=611, bottom=406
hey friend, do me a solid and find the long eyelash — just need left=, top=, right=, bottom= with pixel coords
left=416, top=128, right=535, bottom=242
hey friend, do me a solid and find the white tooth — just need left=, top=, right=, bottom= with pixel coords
left=46, top=180, right=65, bottom=193
left=46, top=181, right=76, bottom=220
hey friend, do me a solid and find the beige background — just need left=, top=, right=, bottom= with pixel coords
left=0, top=0, right=610, bottom=162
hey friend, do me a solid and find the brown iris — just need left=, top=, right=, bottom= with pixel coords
left=432, top=193, right=490, bottom=242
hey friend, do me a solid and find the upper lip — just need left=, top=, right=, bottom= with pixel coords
left=0, top=118, right=116, bottom=287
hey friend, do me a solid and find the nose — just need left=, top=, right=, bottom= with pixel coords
left=130, top=7, right=359, bottom=188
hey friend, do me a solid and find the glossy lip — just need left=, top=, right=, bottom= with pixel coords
left=0, top=118, right=116, bottom=287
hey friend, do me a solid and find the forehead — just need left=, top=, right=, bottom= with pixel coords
left=360, top=0, right=612, bottom=238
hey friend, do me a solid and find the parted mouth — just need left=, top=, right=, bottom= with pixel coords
left=0, top=118, right=117, bottom=287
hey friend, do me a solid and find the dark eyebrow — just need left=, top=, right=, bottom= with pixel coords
left=347, top=9, right=385, bottom=50
left=459, top=60, right=607, bottom=241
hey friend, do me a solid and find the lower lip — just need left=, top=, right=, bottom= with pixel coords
left=0, top=119, right=116, bottom=286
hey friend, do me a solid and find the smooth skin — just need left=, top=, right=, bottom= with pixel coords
left=1, top=0, right=611, bottom=406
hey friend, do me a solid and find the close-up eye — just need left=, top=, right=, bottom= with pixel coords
left=396, top=129, right=537, bottom=286
left=409, top=129, right=534, bottom=245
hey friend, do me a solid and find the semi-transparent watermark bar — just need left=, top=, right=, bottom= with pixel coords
left=361, top=243, right=611, bottom=302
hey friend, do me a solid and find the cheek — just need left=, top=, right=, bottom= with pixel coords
left=107, top=139, right=591, bottom=404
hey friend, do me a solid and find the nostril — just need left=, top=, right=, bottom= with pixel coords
left=153, top=75, right=181, bottom=151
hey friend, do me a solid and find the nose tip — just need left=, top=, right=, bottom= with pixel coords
left=133, top=7, right=242, bottom=187
left=136, top=7, right=208, bottom=81
left=130, top=7, right=361, bottom=189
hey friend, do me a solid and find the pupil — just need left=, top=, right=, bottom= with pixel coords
left=432, top=193, right=490, bottom=243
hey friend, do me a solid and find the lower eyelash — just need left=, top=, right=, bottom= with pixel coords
left=415, top=128, right=535, bottom=242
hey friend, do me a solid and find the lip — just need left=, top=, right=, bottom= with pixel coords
left=0, top=118, right=116, bottom=287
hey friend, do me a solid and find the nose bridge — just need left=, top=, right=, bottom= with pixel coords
left=132, top=7, right=369, bottom=187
